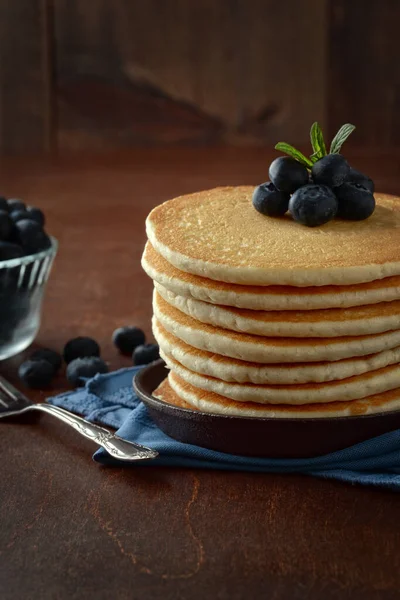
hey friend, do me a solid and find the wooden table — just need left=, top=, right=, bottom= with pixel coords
left=1, top=148, right=400, bottom=600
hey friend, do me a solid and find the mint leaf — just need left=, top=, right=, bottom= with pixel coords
left=310, top=122, right=326, bottom=161
left=330, top=123, right=355, bottom=154
left=275, top=143, right=313, bottom=168
left=310, top=151, right=321, bottom=164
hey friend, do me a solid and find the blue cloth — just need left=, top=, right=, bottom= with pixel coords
left=48, top=367, right=400, bottom=490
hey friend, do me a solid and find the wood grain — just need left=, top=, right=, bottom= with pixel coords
left=0, top=148, right=400, bottom=599
left=1, top=1, right=399, bottom=151
left=328, top=0, right=400, bottom=147
left=53, top=0, right=327, bottom=148
left=0, top=0, right=53, bottom=153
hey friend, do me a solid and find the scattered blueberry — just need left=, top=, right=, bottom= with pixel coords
left=63, top=336, right=101, bottom=364
left=0, top=197, right=8, bottom=212
left=30, top=348, right=62, bottom=372
left=133, top=343, right=160, bottom=366
left=252, top=182, right=290, bottom=217
left=346, top=167, right=375, bottom=194
left=0, top=241, right=23, bottom=260
left=10, top=210, right=29, bottom=223
left=336, top=183, right=376, bottom=221
left=0, top=211, right=14, bottom=241
left=289, top=184, right=338, bottom=227
left=269, top=157, right=309, bottom=194
left=112, top=326, right=146, bottom=355
left=7, top=199, right=26, bottom=212
left=66, top=357, right=108, bottom=387
left=27, top=207, right=45, bottom=227
left=312, top=154, right=350, bottom=188
left=18, top=359, right=55, bottom=389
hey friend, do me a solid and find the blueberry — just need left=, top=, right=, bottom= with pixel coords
left=346, top=167, right=375, bottom=194
left=112, top=326, right=146, bottom=354
left=66, top=357, right=109, bottom=387
left=10, top=210, right=29, bottom=223
left=312, top=154, right=350, bottom=187
left=269, top=157, right=309, bottom=194
left=15, top=218, right=41, bottom=238
left=133, top=343, right=160, bottom=366
left=27, top=207, right=45, bottom=227
left=30, top=348, right=62, bottom=372
left=289, top=184, right=338, bottom=227
left=7, top=199, right=26, bottom=212
left=252, top=182, right=290, bottom=217
left=15, top=219, right=48, bottom=254
left=34, top=232, right=51, bottom=252
left=0, top=211, right=14, bottom=241
left=335, top=183, right=375, bottom=221
left=0, top=197, right=8, bottom=212
left=63, top=336, right=101, bottom=364
left=18, top=359, right=55, bottom=389
left=0, top=241, right=23, bottom=261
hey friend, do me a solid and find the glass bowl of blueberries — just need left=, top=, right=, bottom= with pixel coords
left=0, top=197, right=57, bottom=360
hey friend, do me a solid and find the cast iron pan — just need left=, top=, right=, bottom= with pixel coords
left=134, top=360, right=400, bottom=458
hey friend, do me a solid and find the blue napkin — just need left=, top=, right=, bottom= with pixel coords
left=48, top=367, right=400, bottom=490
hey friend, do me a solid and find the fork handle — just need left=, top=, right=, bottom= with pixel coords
left=31, top=404, right=158, bottom=461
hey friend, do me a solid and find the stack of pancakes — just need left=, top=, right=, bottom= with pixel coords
left=142, top=186, right=400, bottom=419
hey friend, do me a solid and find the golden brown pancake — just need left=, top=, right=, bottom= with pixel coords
left=161, top=352, right=400, bottom=405
left=154, top=290, right=400, bottom=363
left=143, top=241, right=400, bottom=310
left=154, top=372, right=400, bottom=419
left=147, top=187, right=400, bottom=286
left=153, top=317, right=400, bottom=384
left=156, top=283, right=400, bottom=337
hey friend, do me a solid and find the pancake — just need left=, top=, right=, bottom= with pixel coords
left=161, top=352, right=400, bottom=404
left=143, top=243, right=400, bottom=311
left=157, top=372, right=400, bottom=418
left=146, top=187, right=400, bottom=287
left=153, top=318, right=400, bottom=384
left=153, top=290, right=400, bottom=363
left=156, top=283, right=400, bottom=338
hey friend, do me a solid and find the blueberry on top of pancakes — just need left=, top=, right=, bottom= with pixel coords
left=253, top=122, right=375, bottom=227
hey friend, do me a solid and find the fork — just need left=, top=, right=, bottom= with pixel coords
left=0, top=375, right=158, bottom=461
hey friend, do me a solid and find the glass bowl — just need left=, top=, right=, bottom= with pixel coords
left=0, top=238, right=58, bottom=360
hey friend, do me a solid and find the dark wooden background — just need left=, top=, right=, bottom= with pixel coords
left=0, top=0, right=399, bottom=153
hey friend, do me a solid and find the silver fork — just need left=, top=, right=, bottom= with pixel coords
left=0, top=375, right=158, bottom=461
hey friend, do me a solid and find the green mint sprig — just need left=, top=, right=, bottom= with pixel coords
left=275, top=122, right=355, bottom=169
left=274, top=143, right=313, bottom=168
left=310, top=121, right=326, bottom=161
left=329, top=123, right=356, bottom=154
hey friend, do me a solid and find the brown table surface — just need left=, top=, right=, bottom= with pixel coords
left=1, top=147, right=400, bottom=600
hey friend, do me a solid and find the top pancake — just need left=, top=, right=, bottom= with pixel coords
left=146, top=187, right=400, bottom=287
